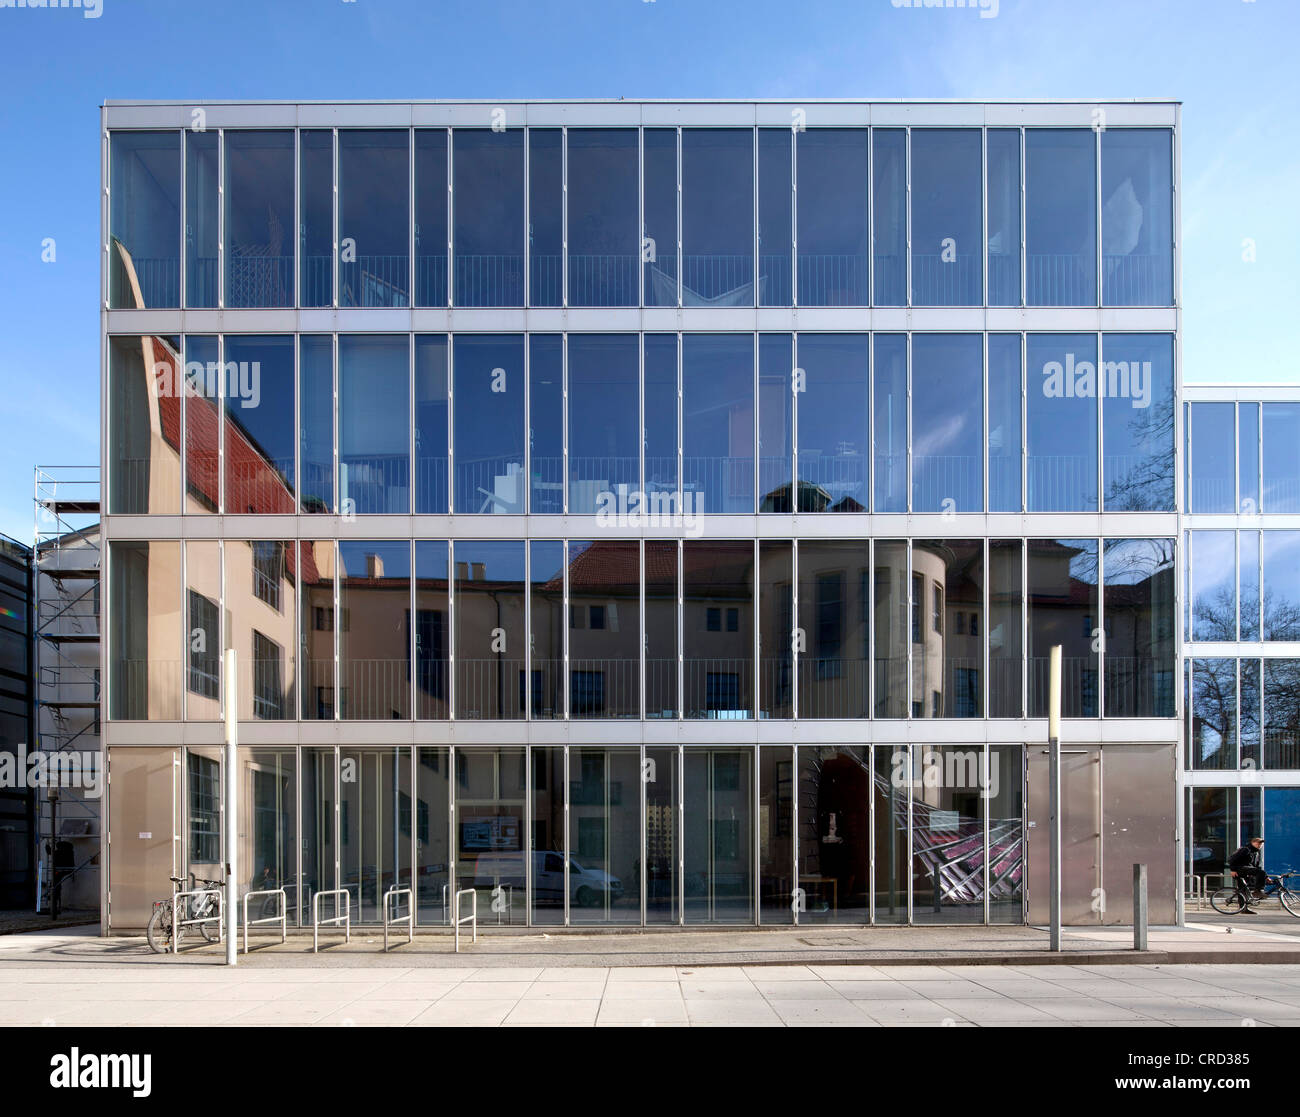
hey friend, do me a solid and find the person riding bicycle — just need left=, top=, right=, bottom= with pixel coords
left=1228, top=836, right=1267, bottom=914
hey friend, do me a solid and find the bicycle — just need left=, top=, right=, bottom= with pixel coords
left=1209, top=870, right=1300, bottom=917
left=146, top=873, right=225, bottom=953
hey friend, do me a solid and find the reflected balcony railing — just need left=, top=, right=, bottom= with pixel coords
left=1026, top=253, right=1094, bottom=306
left=1103, top=254, right=1170, bottom=306
left=1028, top=657, right=1098, bottom=717
left=455, top=657, right=529, bottom=719
left=340, top=255, right=410, bottom=307
left=797, top=657, right=870, bottom=718
left=800, top=253, right=869, bottom=306
left=1103, top=658, right=1176, bottom=717
left=1027, top=456, right=1098, bottom=512
left=114, top=255, right=179, bottom=309
left=337, top=658, right=410, bottom=719
left=188, top=257, right=218, bottom=306
left=567, top=658, right=640, bottom=718
left=339, top=454, right=412, bottom=515
left=683, top=658, right=754, bottom=719
left=645, top=657, right=678, bottom=718
left=301, top=254, right=333, bottom=306
left=110, top=659, right=181, bottom=720
left=910, top=254, right=982, bottom=306
left=1188, top=479, right=1235, bottom=514
left=454, top=254, right=524, bottom=307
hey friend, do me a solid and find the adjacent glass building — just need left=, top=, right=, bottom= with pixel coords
left=101, top=99, right=1191, bottom=931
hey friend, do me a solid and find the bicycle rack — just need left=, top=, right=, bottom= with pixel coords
left=312, top=889, right=351, bottom=953
left=242, top=888, right=288, bottom=953
left=1184, top=874, right=1205, bottom=911
left=382, top=887, right=414, bottom=951
left=171, top=886, right=224, bottom=955
left=453, top=888, right=477, bottom=953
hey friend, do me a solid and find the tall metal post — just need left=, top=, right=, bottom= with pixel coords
left=224, top=649, right=238, bottom=967
left=1048, top=644, right=1062, bottom=952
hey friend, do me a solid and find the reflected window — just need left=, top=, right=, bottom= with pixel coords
left=299, top=131, right=334, bottom=307
left=1263, top=404, right=1300, bottom=513
left=1264, top=664, right=1300, bottom=769
left=1026, top=129, right=1097, bottom=306
left=339, top=131, right=409, bottom=307
left=874, top=541, right=908, bottom=718
left=1101, top=129, right=1173, bottom=306
left=759, top=541, right=794, bottom=719
left=1190, top=531, right=1236, bottom=641
left=1104, top=539, right=1175, bottom=717
left=643, top=128, right=678, bottom=306
left=798, top=747, right=869, bottom=923
left=298, top=336, right=333, bottom=514
left=298, top=541, right=335, bottom=720
left=645, top=541, right=678, bottom=719
left=454, top=542, right=525, bottom=719
left=798, top=542, right=868, bottom=718
left=568, top=335, right=639, bottom=514
left=910, top=130, right=982, bottom=305
left=912, top=335, right=983, bottom=513
left=568, top=129, right=638, bottom=307
left=528, top=128, right=564, bottom=307
left=414, top=542, right=449, bottom=719
left=110, top=131, right=180, bottom=309
left=415, top=130, right=449, bottom=307
left=682, top=129, right=754, bottom=306
left=987, top=129, right=1022, bottom=306
left=683, top=334, right=754, bottom=514
left=1026, top=333, right=1099, bottom=511
left=339, top=541, right=410, bottom=719
left=530, top=542, right=564, bottom=718
left=568, top=542, right=640, bottom=719
left=529, top=335, right=563, bottom=514
left=989, top=540, right=1024, bottom=718
left=684, top=542, right=754, bottom=719
left=914, top=541, right=983, bottom=719
left=797, top=334, right=869, bottom=513
left=456, top=749, right=527, bottom=922
left=415, top=336, right=449, bottom=514
left=569, top=748, right=640, bottom=923
left=1188, top=402, right=1236, bottom=513
left=873, top=335, right=907, bottom=513
left=758, top=130, right=793, bottom=306
left=1102, top=333, right=1174, bottom=511
left=797, top=130, right=868, bottom=306
left=225, top=131, right=294, bottom=307
left=223, top=336, right=295, bottom=514
left=453, top=335, right=525, bottom=513
left=454, top=130, right=525, bottom=306
left=339, top=335, right=410, bottom=514
left=1028, top=538, right=1098, bottom=717
left=684, top=749, right=753, bottom=923
left=185, top=130, right=218, bottom=307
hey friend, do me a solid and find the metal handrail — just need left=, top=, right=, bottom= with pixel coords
left=1184, top=874, right=1204, bottom=910
left=312, top=888, right=351, bottom=953
left=242, top=888, right=288, bottom=953
left=383, top=886, right=414, bottom=951
left=453, top=888, right=477, bottom=953
left=171, top=885, right=223, bottom=955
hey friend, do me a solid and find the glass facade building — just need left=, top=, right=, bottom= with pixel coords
left=101, top=99, right=1193, bottom=932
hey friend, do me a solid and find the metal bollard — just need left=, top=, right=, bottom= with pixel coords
left=1133, top=863, right=1148, bottom=951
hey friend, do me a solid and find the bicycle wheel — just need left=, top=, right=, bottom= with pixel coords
left=199, top=907, right=222, bottom=943
left=1210, top=887, right=1247, bottom=915
left=1281, top=889, right=1300, bottom=918
left=146, top=902, right=174, bottom=954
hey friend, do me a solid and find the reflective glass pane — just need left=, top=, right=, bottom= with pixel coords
left=683, top=334, right=754, bottom=514
left=184, top=130, right=218, bottom=307
left=568, top=748, right=640, bottom=923
left=183, top=336, right=219, bottom=514
left=871, top=129, right=905, bottom=306
left=1028, top=538, right=1098, bottom=717
left=224, top=130, right=294, bottom=307
left=239, top=750, right=296, bottom=907
left=798, top=129, right=868, bottom=306
left=911, top=745, right=986, bottom=923
left=987, top=129, right=1022, bottom=306
left=1103, top=538, right=1175, bottom=717
left=454, top=541, right=525, bottom=719
left=453, top=130, right=525, bottom=306
left=567, top=128, right=638, bottom=306
left=1264, top=788, right=1300, bottom=874
left=185, top=541, right=221, bottom=720
left=912, top=335, right=983, bottom=513
left=340, top=748, right=410, bottom=922
left=798, top=541, right=869, bottom=718
left=1190, top=530, right=1236, bottom=641
left=302, top=749, right=336, bottom=914
left=1263, top=403, right=1300, bottom=513
left=1102, top=129, right=1173, bottom=306
left=298, top=336, right=333, bottom=514
left=643, top=335, right=679, bottom=506
left=1239, top=403, right=1261, bottom=515
left=1241, top=530, right=1260, bottom=642
left=988, top=335, right=1022, bottom=512
left=683, top=748, right=753, bottom=923
left=414, top=336, right=449, bottom=514
left=873, top=541, right=908, bottom=718
left=453, top=335, right=525, bottom=513
left=568, top=541, right=640, bottom=719
left=913, top=541, right=983, bottom=719
left=415, top=747, right=451, bottom=923
left=529, top=335, right=563, bottom=513
left=530, top=747, right=565, bottom=925
left=456, top=748, right=526, bottom=922
left=798, top=746, right=869, bottom=923
left=1264, top=661, right=1300, bottom=769
left=339, top=130, right=409, bottom=307
left=568, top=334, right=639, bottom=514
left=646, top=747, right=679, bottom=922
left=298, top=541, right=335, bottom=720
left=910, top=130, right=982, bottom=305
left=1263, top=531, right=1300, bottom=640
left=759, top=746, right=794, bottom=924
left=758, top=129, right=793, bottom=306
left=339, top=541, right=410, bottom=719
left=299, top=130, right=333, bottom=307
left=1026, top=129, right=1097, bottom=306
left=988, top=745, right=1025, bottom=922
left=108, top=334, right=181, bottom=514
left=1188, top=787, right=1233, bottom=885
left=414, top=542, right=449, bottom=720
left=684, top=542, right=753, bottom=719
left=643, top=128, right=678, bottom=306
left=339, top=335, right=410, bottom=515
left=1101, top=333, right=1174, bottom=511
left=645, top=541, right=678, bottom=719
left=798, top=333, right=869, bottom=513
left=528, top=128, right=564, bottom=306
left=226, top=540, right=296, bottom=721
left=989, top=540, right=1024, bottom=718
left=759, top=541, right=794, bottom=719
left=757, top=333, right=793, bottom=511
left=110, top=131, right=180, bottom=308
left=530, top=541, right=564, bottom=719
left=1241, top=658, right=1261, bottom=770
left=682, top=129, right=753, bottom=307
left=873, top=746, right=907, bottom=923
left=1026, top=333, right=1099, bottom=511
left=223, top=336, right=295, bottom=514
left=1188, top=401, right=1236, bottom=513
left=872, top=335, right=906, bottom=513
left=414, top=129, right=449, bottom=307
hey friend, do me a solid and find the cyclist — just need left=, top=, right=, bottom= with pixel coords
left=1228, top=836, right=1267, bottom=914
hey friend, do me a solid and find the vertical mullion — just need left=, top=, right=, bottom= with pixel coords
left=791, top=123, right=799, bottom=308
left=1019, top=127, right=1026, bottom=308
left=983, top=743, right=991, bottom=924
left=676, top=126, right=682, bottom=308
left=792, top=743, right=799, bottom=927
left=524, top=125, right=531, bottom=309
left=409, top=127, right=415, bottom=308
left=446, top=128, right=452, bottom=307
left=332, top=128, right=339, bottom=308
left=981, top=126, right=988, bottom=308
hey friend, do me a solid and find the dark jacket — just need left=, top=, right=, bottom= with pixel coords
left=1228, top=844, right=1262, bottom=872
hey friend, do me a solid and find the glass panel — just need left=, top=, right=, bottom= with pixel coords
left=569, top=748, right=640, bottom=923
left=414, top=129, right=449, bottom=307
left=872, top=335, right=907, bottom=513
left=184, top=130, right=218, bottom=308
left=759, top=541, right=794, bottom=719
left=529, top=748, right=565, bottom=924
left=108, top=334, right=181, bottom=514
left=1026, top=333, right=1099, bottom=512
left=871, top=129, right=905, bottom=306
left=457, top=748, right=526, bottom=923
left=110, top=131, right=180, bottom=308
left=798, top=746, right=869, bottom=923
left=568, top=334, right=639, bottom=514
left=910, top=129, right=982, bottom=305
left=302, top=749, right=336, bottom=923
left=683, top=748, right=753, bottom=923
left=1241, top=530, right=1260, bottom=642
left=567, top=541, right=639, bottom=719
left=298, top=336, right=334, bottom=514
left=415, top=748, right=451, bottom=924
left=522, top=337, right=563, bottom=515
left=186, top=749, right=222, bottom=872
left=453, top=335, right=525, bottom=513
left=989, top=540, right=1024, bottom=719
left=645, top=747, right=679, bottom=923
left=758, top=129, right=793, bottom=306
left=224, top=335, right=295, bottom=514
left=1242, top=787, right=1261, bottom=852
left=338, top=130, right=409, bottom=307
left=567, top=128, right=638, bottom=307
left=1101, top=333, right=1174, bottom=511
left=528, top=128, right=564, bottom=306
left=529, top=540, right=564, bottom=719
left=1239, top=403, right=1261, bottom=515
left=1026, top=129, right=1097, bottom=306
left=185, top=541, right=221, bottom=720
left=183, top=336, right=219, bottom=514
left=239, top=750, right=296, bottom=912
left=1263, top=403, right=1300, bottom=513
left=339, top=335, right=410, bottom=515
left=911, top=745, right=986, bottom=923
left=109, top=541, right=181, bottom=720
left=1190, top=530, right=1235, bottom=641
left=914, top=541, right=983, bottom=719
left=1241, top=659, right=1261, bottom=771
left=797, top=541, right=869, bottom=719
left=643, top=335, right=678, bottom=509
left=1187, top=402, right=1235, bottom=513
left=757, top=333, right=793, bottom=511
left=454, top=541, right=525, bottom=719
left=988, top=745, right=1025, bottom=922
left=1264, top=788, right=1300, bottom=874
left=682, top=128, right=753, bottom=307
left=299, top=130, right=334, bottom=307
left=453, top=129, right=525, bottom=307
left=298, top=540, right=336, bottom=720
left=1263, top=661, right=1300, bottom=769
left=1028, top=538, right=1099, bottom=717
left=1101, top=129, right=1173, bottom=306
left=643, top=128, right=678, bottom=306
left=340, top=748, right=410, bottom=922
left=798, top=333, right=869, bottom=513
left=645, top=541, right=678, bottom=719
left=873, top=541, right=908, bottom=719
left=1103, top=538, right=1176, bottom=717
left=339, top=541, right=410, bottom=719
left=414, top=542, right=450, bottom=720
left=798, top=129, right=869, bottom=306
left=1188, top=787, right=1233, bottom=890
left=872, top=746, right=907, bottom=923
left=1190, top=658, right=1237, bottom=771
left=988, top=335, right=1022, bottom=512
left=912, top=335, right=983, bottom=513
left=226, top=540, right=296, bottom=721
left=414, top=335, right=449, bottom=514
left=1263, top=531, right=1300, bottom=640
left=682, top=334, right=754, bottom=514
left=224, top=130, right=294, bottom=307
left=987, top=129, right=1022, bottom=306
left=684, top=541, right=753, bottom=719
left=759, top=746, right=794, bottom=924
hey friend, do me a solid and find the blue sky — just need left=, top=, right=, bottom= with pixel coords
left=0, top=0, right=1295, bottom=541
